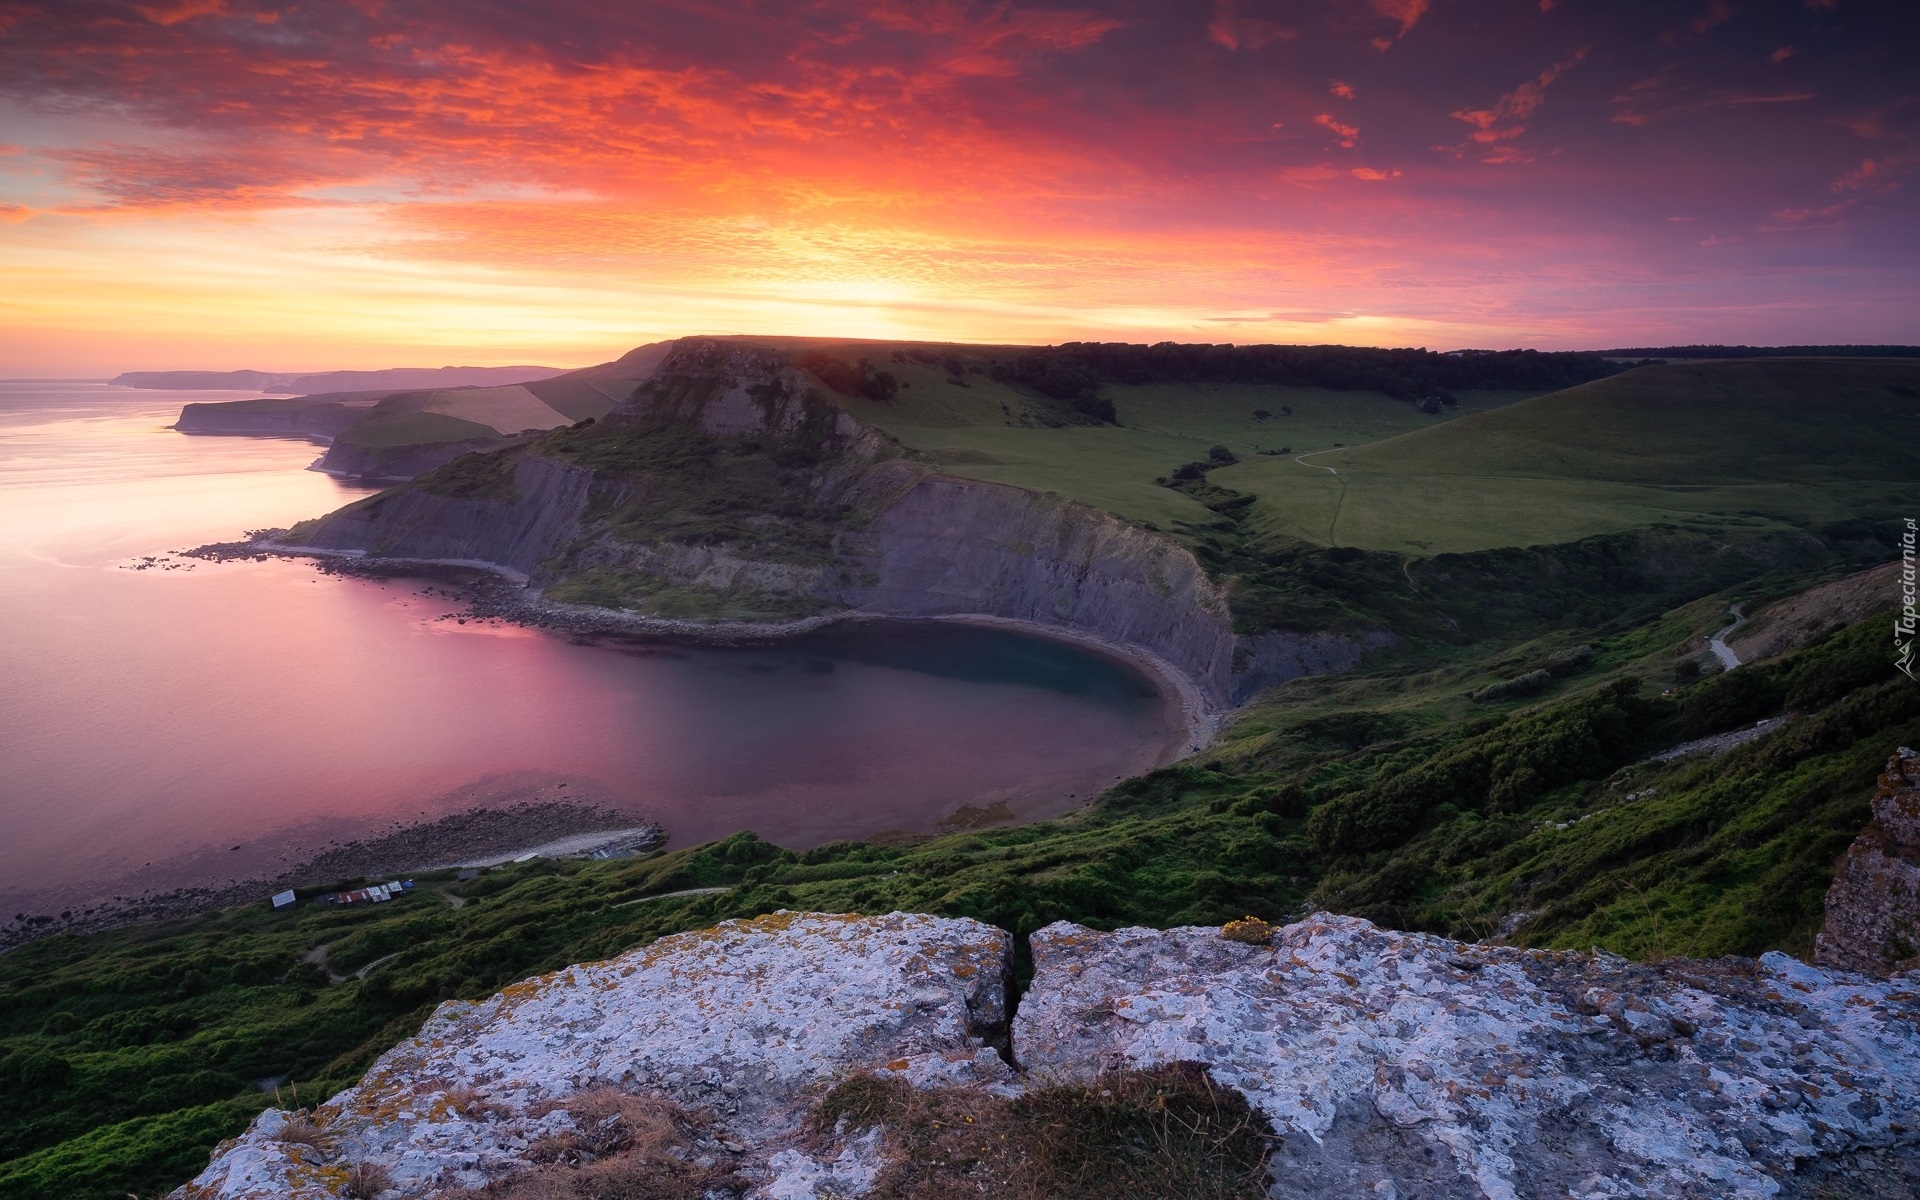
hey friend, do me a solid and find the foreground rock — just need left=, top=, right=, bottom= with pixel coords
left=176, top=912, right=1012, bottom=1199
left=1817, top=748, right=1920, bottom=976
left=179, top=910, right=1920, bottom=1199
left=1019, top=914, right=1920, bottom=1199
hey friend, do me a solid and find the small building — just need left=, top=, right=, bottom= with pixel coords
left=271, top=890, right=296, bottom=910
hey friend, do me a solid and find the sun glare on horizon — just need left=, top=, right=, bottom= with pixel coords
left=1, top=1, right=1914, bottom=370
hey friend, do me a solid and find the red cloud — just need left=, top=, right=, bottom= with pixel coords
left=1368, top=0, right=1428, bottom=37
left=1314, top=113, right=1360, bottom=147
left=1832, top=151, right=1918, bottom=193
left=1331, top=80, right=1356, bottom=100
left=1451, top=49, right=1588, bottom=151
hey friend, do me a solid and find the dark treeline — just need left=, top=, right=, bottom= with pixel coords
left=984, top=343, right=1626, bottom=424
left=1601, top=344, right=1920, bottom=359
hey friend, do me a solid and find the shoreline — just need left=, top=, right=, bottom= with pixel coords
left=227, top=538, right=1223, bottom=756
left=5, top=542, right=1215, bottom=951
left=0, top=803, right=664, bottom=955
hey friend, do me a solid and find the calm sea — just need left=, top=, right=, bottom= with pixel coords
left=0, top=382, right=1175, bottom=914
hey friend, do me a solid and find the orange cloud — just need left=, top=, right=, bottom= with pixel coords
left=1331, top=80, right=1356, bottom=99
left=1314, top=113, right=1360, bottom=147
left=1451, top=48, right=1588, bottom=151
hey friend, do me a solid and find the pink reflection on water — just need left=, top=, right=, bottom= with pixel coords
left=0, top=383, right=1175, bottom=913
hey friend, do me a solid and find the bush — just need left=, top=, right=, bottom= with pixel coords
left=1471, top=670, right=1552, bottom=703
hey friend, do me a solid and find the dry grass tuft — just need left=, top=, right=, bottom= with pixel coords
left=814, top=1062, right=1272, bottom=1200
left=273, top=1113, right=332, bottom=1152
left=344, top=1160, right=394, bottom=1198
left=438, top=1087, right=740, bottom=1200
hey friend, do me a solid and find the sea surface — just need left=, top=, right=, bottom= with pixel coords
left=0, top=382, right=1177, bottom=914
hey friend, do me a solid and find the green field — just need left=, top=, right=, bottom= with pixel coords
left=841, top=356, right=1539, bottom=534
left=1211, top=358, right=1917, bottom=554
left=334, top=409, right=498, bottom=448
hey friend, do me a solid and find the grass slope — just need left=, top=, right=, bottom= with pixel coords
left=4, top=558, right=1906, bottom=1199
left=836, top=356, right=1541, bottom=537
left=1214, top=358, right=1918, bottom=554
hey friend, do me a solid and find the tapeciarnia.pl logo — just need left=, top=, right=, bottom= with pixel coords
left=1899, top=518, right=1917, bottom=681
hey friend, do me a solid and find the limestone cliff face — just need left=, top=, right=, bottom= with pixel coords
left=828, top=474, right=1238, bottom=703
left=176, top=910, right=1920, bottom=1200
left=290, top=338, right=1386, bottom=709
left=298, top=454, right=602, bottom=579
left=1816, top=748, right=1920, bottom=976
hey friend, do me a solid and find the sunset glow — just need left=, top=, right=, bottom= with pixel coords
left=2, top=0, right=1915, bottom=373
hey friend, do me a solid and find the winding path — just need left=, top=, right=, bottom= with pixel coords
left=1708, top=603, right=1746, bottom=671
left=1293, top=448, right=1341, bottom=475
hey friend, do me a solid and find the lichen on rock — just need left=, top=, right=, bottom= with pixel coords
left=173, top=911, right=1012, bottom=1199
left=176, top=908, right=1920, bottom=1199
left=1016, top=913, right=1920, bottom=1199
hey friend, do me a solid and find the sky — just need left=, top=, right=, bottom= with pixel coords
left=0, top=0, right=1915, bottom=374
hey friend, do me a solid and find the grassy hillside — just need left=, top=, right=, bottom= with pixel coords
left=832, top=352, right=1539, bottom=535
left=1212, top=358, right=1918, bottom=554
left=4, top=557, right=1907, bottom=1198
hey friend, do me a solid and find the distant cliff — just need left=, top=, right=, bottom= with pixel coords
left=117, top=365, right=567, bottom=393
left=291, top=339, right=1390, bottom=708
left=174, top=396, right=369, bottom=440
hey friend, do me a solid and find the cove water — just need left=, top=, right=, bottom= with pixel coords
left=0, top=382, right=1177, bottom=915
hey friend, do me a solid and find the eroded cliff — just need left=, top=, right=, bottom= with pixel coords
left=1817, top=748, right=1920, bottom=976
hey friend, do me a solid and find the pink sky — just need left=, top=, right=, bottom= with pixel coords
left=0, top=0, right=1914, bottom=374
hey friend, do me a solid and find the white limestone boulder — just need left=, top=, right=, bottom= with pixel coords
left=1014, top=912, right=1920, bottom=1200
left=174, top=910, right=1013, bottom=1199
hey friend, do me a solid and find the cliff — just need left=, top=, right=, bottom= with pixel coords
left=1816, top=748, right=1920, bottom=976
left=175, top=396, right=371, bottom=440
left=176, top=910, right=1920, bottom=1199
left=290, top=339, right=1386, bottom=708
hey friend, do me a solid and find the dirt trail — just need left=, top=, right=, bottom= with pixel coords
left=1708, top=604, right=1746, bottom=671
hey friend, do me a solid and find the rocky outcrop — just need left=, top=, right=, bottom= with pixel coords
left=177, top=910, right=1920, bottom=1199
left=1816, top=749, right=1920, bottom=976
left=176, top=912, right=1013, bottom=1199
left=1020, top=914, right=1920, bottom=1199
left=1230, top=628, right=1400, bottom=703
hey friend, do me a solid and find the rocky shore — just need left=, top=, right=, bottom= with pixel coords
left=0, top=802, right=663, bottom=954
